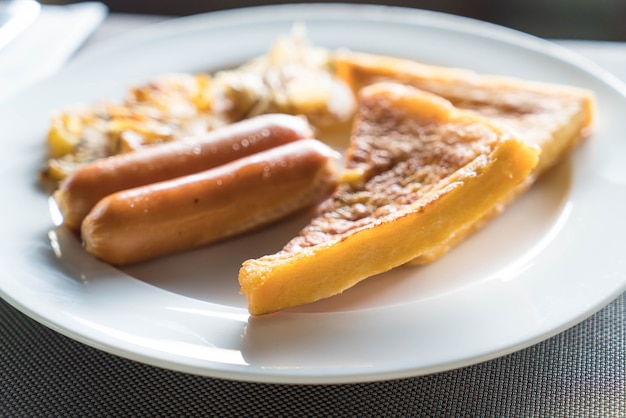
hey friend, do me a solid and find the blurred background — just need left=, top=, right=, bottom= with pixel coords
left=41, top=0, right=626, bottom=41
left=40, top=0, right=626, bottom=41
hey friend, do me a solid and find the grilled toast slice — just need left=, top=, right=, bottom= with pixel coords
left=239, top=82, right=540, bottom=315
left=334, top=51, right=595, bottom=264
left=334, top=51, right=594, bottom=178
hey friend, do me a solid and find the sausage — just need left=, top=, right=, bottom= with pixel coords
left=54, top=114, right=314, bottom=231
left=81, top=139, right=340, bottom=266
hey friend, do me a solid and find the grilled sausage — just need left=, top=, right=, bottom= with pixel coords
left=55, top=114, right=314, bottom=230
left=81, top=139, right=339, bottom=265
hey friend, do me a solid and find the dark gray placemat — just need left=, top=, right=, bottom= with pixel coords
left=1, top=293, right=624, bottom=417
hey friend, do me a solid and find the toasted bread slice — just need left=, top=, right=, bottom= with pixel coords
left=239, top=82, right=539, bottom=315
left=334, top=51, right=595, bottom=178
left=334, top=51, right=595, bottom=264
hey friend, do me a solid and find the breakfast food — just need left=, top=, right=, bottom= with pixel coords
left=41, top=27, right=355, bottom=184
left=214, top=24, right=356, bottom=127
left=43, top=28, right=353, bottom=267
left=334, top=50, right=595, bottom=179
left=42, top=73, right=219, bottom=183
left=54, top=114, right=314, bottom=231
left=239, top=82, right=540, bottom=315
left=82, top=139, right=339, bottom=266
left=333, top=51, right=595, bottom=263
left=40, top=28, right=596, bottom=314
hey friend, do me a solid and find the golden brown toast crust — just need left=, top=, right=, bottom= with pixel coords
left=239, top=82, right=539, bottom=315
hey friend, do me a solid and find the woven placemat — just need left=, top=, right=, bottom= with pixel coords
left=1, top=293, right=624, bottom=417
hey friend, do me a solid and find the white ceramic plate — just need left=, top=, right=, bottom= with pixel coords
left=1, top=4, right=626, bottom=384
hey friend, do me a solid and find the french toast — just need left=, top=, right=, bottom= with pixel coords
left=333, top=51, right=595, bottom=263
left=334, top=51, right=594, bottom=178
left=239, top=82, right=540, bottom=315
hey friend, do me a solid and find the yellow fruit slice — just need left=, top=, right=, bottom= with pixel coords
left=239, top=82, right=540, bottom=315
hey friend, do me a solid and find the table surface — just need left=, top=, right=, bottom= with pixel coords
left=2, top=12, right=626, bottom=417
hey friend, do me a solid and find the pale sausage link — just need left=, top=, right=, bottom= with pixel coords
left=81, top=139, right=339, bottom=266
left=55, top=114, right=314, bottom=231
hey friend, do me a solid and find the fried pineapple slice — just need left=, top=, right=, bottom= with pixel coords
left=239, top=82, right=540, bottom=315
left=333, top=51, right=595, bottom=264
